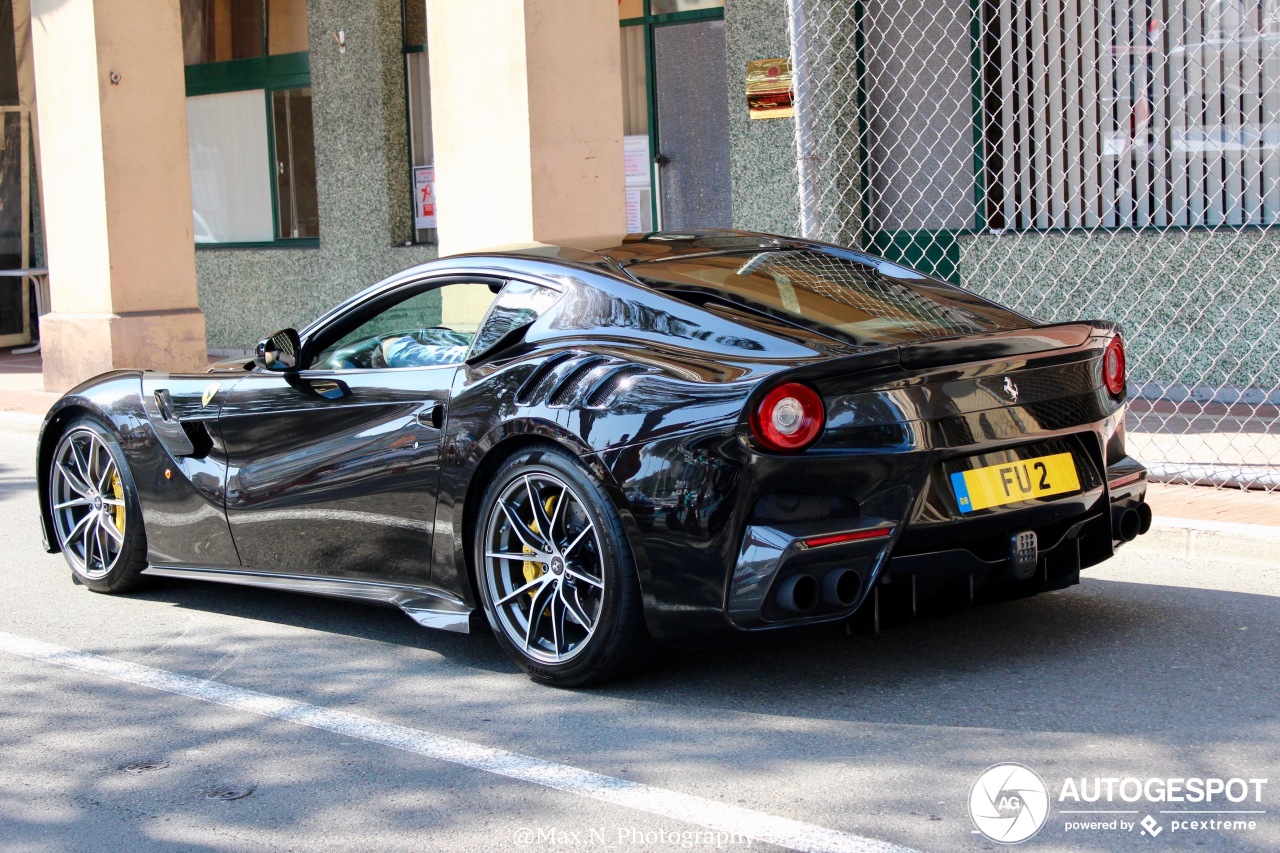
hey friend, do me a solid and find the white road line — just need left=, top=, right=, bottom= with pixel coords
left=0, top=630, right=919, bottom=853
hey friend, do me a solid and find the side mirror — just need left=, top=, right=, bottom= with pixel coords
left=254, top=328, right=302, bottom=372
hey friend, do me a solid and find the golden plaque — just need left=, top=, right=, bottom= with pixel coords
left=746, top=58, right=794, bottom=120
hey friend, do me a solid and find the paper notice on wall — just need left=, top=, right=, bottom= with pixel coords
left=414, top=166, right=437, bottom=229
left=624, top=135, right=650, bottom=187
left=626, top=189, right=643, bottom=232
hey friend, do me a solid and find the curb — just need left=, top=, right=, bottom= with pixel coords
left=1141, top=515, right=1280, bottom=561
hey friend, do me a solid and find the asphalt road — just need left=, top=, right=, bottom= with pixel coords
left=1, top=421, right=1277, bottom=853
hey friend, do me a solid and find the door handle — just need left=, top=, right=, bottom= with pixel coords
left=416, top=402, right=444, bottom=429
left=308, top=378, right=349, bottom=400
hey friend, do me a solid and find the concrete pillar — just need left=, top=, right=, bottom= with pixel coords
left=30, top=0, right=207, bottom=391
left=425, top=0, right=626, bottom=257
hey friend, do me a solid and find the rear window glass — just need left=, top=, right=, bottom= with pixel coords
left=626, top=249, right=1029, bottom=345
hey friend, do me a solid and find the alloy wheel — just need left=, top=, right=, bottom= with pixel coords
left=50, top=428, right=128, bottom=581
left=482, top=472, right=606, bottom=664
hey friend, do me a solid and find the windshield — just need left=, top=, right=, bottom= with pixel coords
left=626, top=249, right=1030, bottom=345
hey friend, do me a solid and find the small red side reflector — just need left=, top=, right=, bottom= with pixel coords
left=801, top=527, right=893, bottom=549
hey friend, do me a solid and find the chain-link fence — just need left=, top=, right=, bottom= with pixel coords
left=787, top=0, right=1280, bottom=490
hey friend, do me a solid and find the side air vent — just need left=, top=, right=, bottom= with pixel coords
left=548, top=357, right=617, bottom=407
left=584, top=365, right=652, bottom=409
left=515, top=352, right=581, bottom=406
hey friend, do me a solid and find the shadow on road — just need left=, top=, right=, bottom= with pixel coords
left=124, top=569, right=1278, bottom=740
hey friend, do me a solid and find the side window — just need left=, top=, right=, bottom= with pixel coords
left=314, top=281, right=497, bottom=370
left=469, top=280, right=562, bottom=359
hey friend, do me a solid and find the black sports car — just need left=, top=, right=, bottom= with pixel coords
left=37, top=231, right=1151, bottom=686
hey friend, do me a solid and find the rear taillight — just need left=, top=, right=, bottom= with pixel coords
left=1102, top=336, right=1126, bottom=397
left=751, top=382, right=825, bottom=452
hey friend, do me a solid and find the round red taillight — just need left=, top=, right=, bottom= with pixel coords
left=750, top=382, right=825, bottom=452
left=1102, top=336, right=1126, bottom=397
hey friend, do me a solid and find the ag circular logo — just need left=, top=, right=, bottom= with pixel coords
left=969, top=763, right=1050, bottom=844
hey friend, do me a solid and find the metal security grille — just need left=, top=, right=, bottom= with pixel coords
left=787, top=0, right=1280, bottom=490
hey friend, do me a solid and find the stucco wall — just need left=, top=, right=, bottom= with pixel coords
left=195, top=0, right=436, bottom=350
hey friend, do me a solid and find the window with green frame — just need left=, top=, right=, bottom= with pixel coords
left=402, top=0, right=436, bottom=244
left=181, top=0, right=319, bottom=246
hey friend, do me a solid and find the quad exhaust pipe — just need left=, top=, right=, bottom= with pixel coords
left=775, top=574, right=819, bottom=612
left=775, top=569, right=863, bottom=612
left=1113, top=503, right=1153, bottom=542
left=821, top=568, right=863, bottom=607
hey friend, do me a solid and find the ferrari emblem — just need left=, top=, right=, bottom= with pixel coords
left=1003, top=377, right=1019, bottom=403
left=202, top=381, right=222, bottom=408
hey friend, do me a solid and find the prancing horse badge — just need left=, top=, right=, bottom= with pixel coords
left=1003, top=377, right=1019, bottom=403
left=202, top=381, right=222, bottom=408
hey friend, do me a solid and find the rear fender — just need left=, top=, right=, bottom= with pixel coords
left=434, top=416, right=614, bottom=610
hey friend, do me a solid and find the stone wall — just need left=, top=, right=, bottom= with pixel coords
left=724, top=0, right=800, bottom=237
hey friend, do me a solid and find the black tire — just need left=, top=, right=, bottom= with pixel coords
left=47, top=417, right=149, bottom=593
left=475, top=445, right=656, bottom=687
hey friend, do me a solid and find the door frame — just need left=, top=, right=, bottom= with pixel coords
left=619, top=2, right=726, bottom=231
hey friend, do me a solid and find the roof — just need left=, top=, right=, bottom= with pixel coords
left=466, top=229, right=798, bottom=273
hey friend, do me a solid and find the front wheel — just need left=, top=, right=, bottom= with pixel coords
left=475, top=446, right=655, bottom=687
left=48, top=418, right=149, bottom=593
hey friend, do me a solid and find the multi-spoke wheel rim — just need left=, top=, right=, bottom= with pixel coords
left=50, top=429, right=127, bottom=581
left=483, top=472, right=606, bottom=664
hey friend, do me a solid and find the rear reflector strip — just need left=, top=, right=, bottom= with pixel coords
left=1108, top=471, right=1144, bottom=489
left=801, top=527, right=893, bottom=549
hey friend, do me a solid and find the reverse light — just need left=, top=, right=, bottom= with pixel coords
left=751, top=382, right=825, bottom=452
left=1103, top=336, right=1126, bottom=397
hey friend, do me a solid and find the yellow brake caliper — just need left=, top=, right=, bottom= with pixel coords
left=110, top=470, right=126, bottom=534
left=521, top=495, right=558, bottom=600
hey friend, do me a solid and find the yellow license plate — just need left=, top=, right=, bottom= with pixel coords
left=950, top=452, right=1080, bottom=513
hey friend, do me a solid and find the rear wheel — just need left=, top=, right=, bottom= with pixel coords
left=48, top=418, right=148, bottom=593
left=475, top=446, right=654, bottom=686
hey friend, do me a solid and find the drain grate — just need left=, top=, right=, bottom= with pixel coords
left=120, top=760, right=168, bottom=773
left=203, top=786, right=255, bottom=801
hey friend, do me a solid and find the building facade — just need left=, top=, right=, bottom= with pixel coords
left=10, top=0, right=1280, bottom=482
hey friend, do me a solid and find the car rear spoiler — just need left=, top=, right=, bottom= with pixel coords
left=895, top=321, right=1110, bottom=371
left=755, top=321, right=1116, bottom=400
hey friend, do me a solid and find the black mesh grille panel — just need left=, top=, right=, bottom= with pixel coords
left=751, top=492, right=861, bottom=525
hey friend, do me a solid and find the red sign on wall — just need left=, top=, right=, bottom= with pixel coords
left=414, top=166, right=436, bottom=229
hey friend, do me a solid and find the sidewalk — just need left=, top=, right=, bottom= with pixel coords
left=0, top=349, right=61, bottom=421
left=4, top=347, right=1280, bottom=543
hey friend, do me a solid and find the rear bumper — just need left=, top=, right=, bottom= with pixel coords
left=723, top=455, right=1149, bottom=633
left=607, top=407, right=1145, bottom=646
